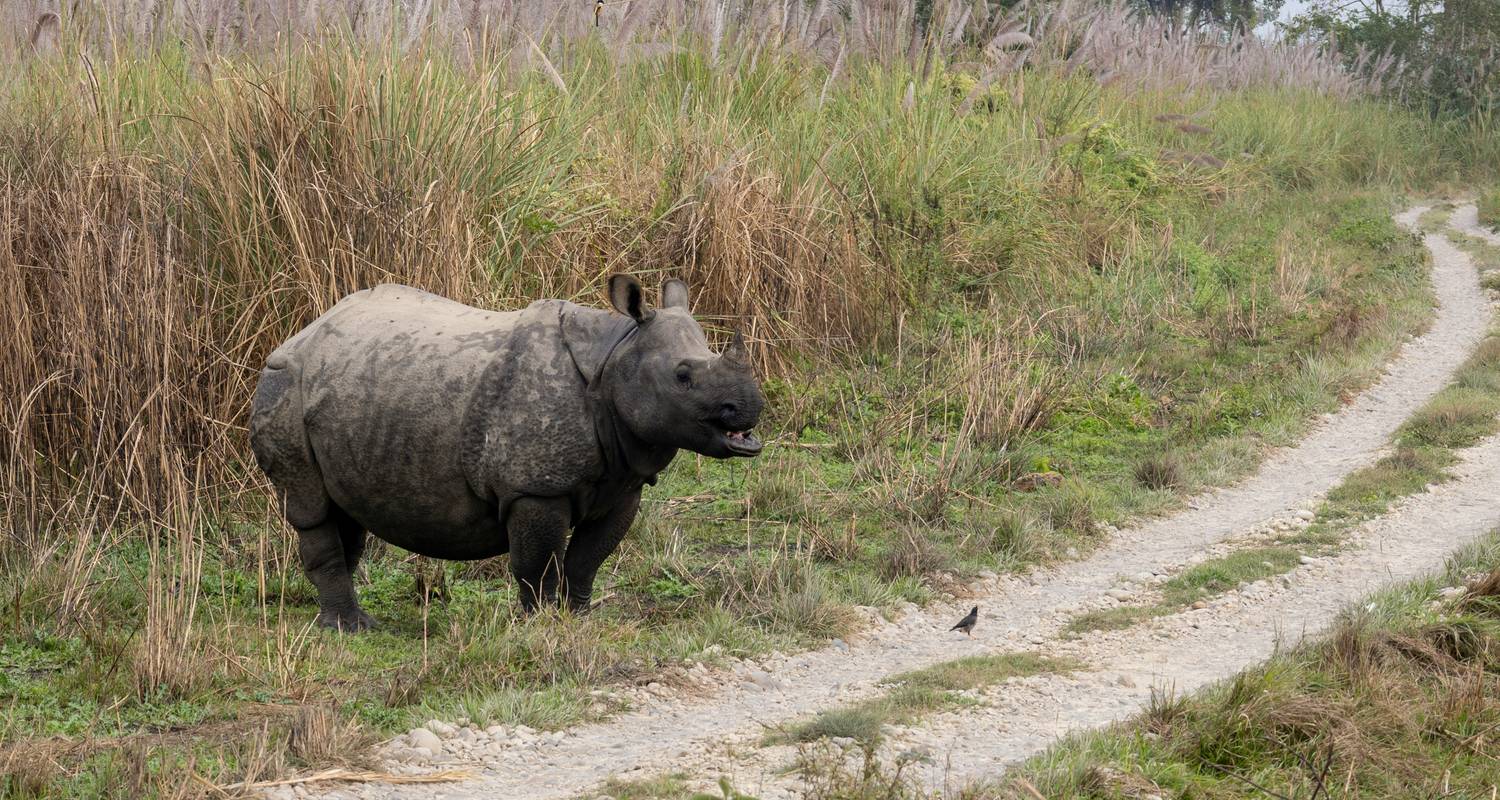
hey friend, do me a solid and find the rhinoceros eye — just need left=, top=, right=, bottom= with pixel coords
left=675, top=364, right=692, bottom=386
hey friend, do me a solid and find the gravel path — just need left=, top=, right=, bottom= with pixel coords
left=295, top=206, right=1493, bottom=800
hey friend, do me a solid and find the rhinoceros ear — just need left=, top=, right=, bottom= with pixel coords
left=608, top=274, right=654, bottom=324
left=661, top=278, right=690, bottom=311
left=663, top=277, right=690, bottom=309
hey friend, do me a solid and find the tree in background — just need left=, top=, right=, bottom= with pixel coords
left=1130, top=0, right=1283, bottom=33
left=1283, top=0, right=1499, bottom=116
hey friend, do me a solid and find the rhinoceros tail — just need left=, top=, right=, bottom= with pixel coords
left=250, top=364, right=331, bottom=529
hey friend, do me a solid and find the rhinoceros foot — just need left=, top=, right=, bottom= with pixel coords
left=316, top=607, right=378, bottom=633
left=564, top=598, right=593, bottom=615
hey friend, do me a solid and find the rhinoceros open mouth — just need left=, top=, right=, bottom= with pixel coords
left=720, top=428, right=763, bottom=456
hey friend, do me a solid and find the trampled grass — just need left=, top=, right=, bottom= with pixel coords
left=0, top=3, right=1482, bottom=795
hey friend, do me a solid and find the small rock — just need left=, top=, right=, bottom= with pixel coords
left=457, top=728, right=476, bottom=743
left=1105, top=589, right=1132, bottom=601
left=1296, top=509, right=1316, bottom=521
left=455, top=716, right=471, bottom=727
left=390, top=744, right=426, bottom=765
left=1439, top=585, right=1466, bottom=599
left=1115, top=674, right=1136, bottom=688
left=425, top=719, right=456, bottom=737
left=485, top=724, right=506, bottom=736
left=747, top=669, right=782, bottom=691
left=1065, top=547, right=1080, bottom=559
left=1300, top=555, right=1316, bottom=565
left=1191, top=600, right=1208, bottom=610
left=408, top=728, right=443, bottom=751
left=831, top=638, right=848, bottom=651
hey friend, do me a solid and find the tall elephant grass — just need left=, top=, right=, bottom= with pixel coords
left=1, top=28, right=1448, bottom=523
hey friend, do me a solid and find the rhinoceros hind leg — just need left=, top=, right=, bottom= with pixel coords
left=507, top=496, right=571, bottom=613
left=340, top=517, right=367, bottom=575
left=298, top=509, right=376, bottom=632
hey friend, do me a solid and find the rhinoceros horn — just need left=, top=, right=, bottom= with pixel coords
left=723, top=329, right=751, bottom=370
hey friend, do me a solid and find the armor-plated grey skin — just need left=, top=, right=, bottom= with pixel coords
left=249, top=276, right=764, bottom=630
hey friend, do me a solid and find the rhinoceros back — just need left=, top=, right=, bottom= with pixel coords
left=251, top=285, right=597, bottom=560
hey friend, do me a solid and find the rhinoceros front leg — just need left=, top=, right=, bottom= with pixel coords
left=507, top=496, right=571, bottom=613
left=562, top=492, right=640, bottom=613
left=297, top=510, right=376, bottom=632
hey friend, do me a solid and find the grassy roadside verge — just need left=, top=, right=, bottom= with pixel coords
left=1480, top=189, right=1500, bottom=231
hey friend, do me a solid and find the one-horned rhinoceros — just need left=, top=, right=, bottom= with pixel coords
left=249, top=275, right=764, bottom=630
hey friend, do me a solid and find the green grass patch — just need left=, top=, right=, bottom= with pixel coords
left=1320, top=445, right=1454, bottom=523
left=1480, top=188, right=1500, bottom=231
left=1418, top=203, right=1456, bottom=232
left=1067, top=547, right=1300, bottom=636
left=1398, top=388, right=1500, bottom=449
left=1063, top=605, right=1167, bottom=635
left=1160, top=546, right=1303, bottom=606
left=591, top=773, right=695, bottom=800
left=768, top=653, right=1079, bottom=746
left=1448, top=227, right=1500, bottom=270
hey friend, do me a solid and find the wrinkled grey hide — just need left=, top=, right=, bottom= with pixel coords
left=249, top=276, right=764, bottom=630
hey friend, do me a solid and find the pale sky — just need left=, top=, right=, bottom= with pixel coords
left=1257, top=0, right=1316, bottom=37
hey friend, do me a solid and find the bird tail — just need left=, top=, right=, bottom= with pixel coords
left=949, top=622, right=962, bottom=631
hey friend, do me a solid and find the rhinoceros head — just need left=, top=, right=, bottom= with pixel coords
left=603, top=274, right=764, bottom=459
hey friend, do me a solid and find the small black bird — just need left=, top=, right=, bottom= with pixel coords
left=950, top=605, right=979, bottom=637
